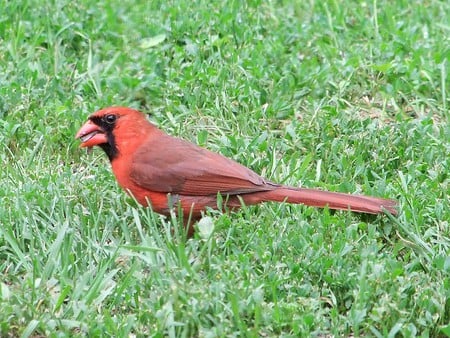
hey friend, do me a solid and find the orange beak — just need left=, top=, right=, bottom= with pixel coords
left=75, top=120, right=108, bottom=148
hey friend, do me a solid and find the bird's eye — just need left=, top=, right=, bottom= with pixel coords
left=104, top=114, right=117, bottom=124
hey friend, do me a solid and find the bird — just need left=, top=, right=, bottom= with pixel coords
left=76, top=106, right=397, bottom=235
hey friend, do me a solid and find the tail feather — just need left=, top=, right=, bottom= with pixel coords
left=253, top=187, right=398, bottom=215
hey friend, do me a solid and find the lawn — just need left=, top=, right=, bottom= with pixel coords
left=0, top=0, right=449, bottom=336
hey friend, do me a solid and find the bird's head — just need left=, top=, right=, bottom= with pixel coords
left=76, top=106, right=151, bottom=161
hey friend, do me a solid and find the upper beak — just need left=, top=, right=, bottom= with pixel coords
left=75, top=120, right=107, bottom=148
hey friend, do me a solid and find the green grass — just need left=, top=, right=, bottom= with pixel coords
left=1, top=0, right=449, bottom=336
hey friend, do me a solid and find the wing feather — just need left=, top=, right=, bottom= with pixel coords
left=130, top=135, right=276, bottom=196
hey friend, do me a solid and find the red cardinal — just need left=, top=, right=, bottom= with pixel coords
left=76, top=107, right=397, bottom=234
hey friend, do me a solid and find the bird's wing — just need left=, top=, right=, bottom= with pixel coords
left=130, top=135, right=275, bottom=196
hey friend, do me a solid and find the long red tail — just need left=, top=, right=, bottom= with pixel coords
left=248, top=187, right=398, bottom=215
